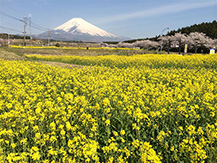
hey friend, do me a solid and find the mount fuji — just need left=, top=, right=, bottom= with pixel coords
left=37, top=18, right=129, bottom=42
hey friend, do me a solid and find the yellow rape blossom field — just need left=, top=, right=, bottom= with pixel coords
left=0, top=53, right=217, bottom=162
left=26, top=53, right=217, bottom=69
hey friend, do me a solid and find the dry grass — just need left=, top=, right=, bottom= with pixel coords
left=6, top=47, right=147, bottom=56
left=0, top=46, right=148, bottom=68
left=0, top=48, right=86, bottom=68
left=0, top=48, right=27, bottom=60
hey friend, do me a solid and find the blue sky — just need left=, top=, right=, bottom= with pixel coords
left=0, top=0, right=217, bottom=39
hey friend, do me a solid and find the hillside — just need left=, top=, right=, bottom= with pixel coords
left=124, top=20, right=217, bottom=43
left=167, top=20, right=217, bottom=39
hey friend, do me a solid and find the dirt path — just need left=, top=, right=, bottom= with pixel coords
left=35, top=60, right=86, bottom=68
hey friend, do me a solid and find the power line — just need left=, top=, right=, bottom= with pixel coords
left=1, top=5, right=48, bottom=31
left=25, top=16, right=48, bottom=31
left=0, top=10, right=49, bottom=32
left=31, top=25, right=48, bottom=31
left=31, top=21, right=48, bottom=31
left=0, top=25, right=23, bottom=33
left=1, top=19, right=23, bottom=28
left=0, top=10, right=47, bottom=31
left=0, top=10, right=50, bottom=46
left=0, top=26, right=29, bottom=36
left=0, top=10, right=24, bottom=22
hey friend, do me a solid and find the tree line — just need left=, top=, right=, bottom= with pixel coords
left=168, top=20, right=217, bottom=39
left=0, top=33, right=30, bottom=39
left=107, top=32, right=216, bottom=54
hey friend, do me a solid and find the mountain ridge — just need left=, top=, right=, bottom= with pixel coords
left=37, top=18, right=129, bottom=42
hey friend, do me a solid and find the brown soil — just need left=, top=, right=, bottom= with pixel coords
left=34, top=61, right=85, bottom=68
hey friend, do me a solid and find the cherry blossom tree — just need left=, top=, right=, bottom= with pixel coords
left=158, top=35, right=174, bottom=54
left=133, top=40, right=159, bottom=50
left=204, top=37, right=216, bottom=49
left=117, top=42, right=135, bottom=48
left=158, top=32, right=214, bottom=54
left=172, top=33, right=188, bottom=54
left=0, top=38, right=4, bottom=46
left=188, top=32, right=210, bottom=53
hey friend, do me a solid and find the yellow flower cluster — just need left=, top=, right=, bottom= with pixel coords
left=10, top=45, right=60, bottom=49
left=0, top=53, right=217, bottom=162
left=26, top=53, right=217, bottom=69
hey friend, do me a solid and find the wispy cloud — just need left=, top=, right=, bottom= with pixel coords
left=96, top=1, right=217, bottom=24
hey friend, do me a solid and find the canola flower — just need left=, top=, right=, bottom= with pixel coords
left=26, top=54, right=217, bottom=69
left=26, top=53, right=217, bottom=69
left=10, top=45, right=138, bottom=51
left=0, top=54, right=217, bottom=162
left=10, top=45, right=61, bottom=49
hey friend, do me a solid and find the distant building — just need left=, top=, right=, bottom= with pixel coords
left=210, top=48, right=215, bottom=54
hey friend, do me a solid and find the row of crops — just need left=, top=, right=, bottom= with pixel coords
left=0, top=54, right=217, bottom=162
left=26, top=54, right=217, bottom=69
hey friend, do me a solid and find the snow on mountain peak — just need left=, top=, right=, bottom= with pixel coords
left=54, top=18, right=118, bottom=38
left=37, top=17, right=130, bottom=42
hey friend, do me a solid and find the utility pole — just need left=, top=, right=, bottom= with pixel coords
left=48, top=29, right=50, bottom=46
left=8, top=33, right=10, bottom=48
left=160, top=27, right=169, bottom=53
left=23, top=16, right=27, bottom=46
left=29, top=15, right=32, bottom=46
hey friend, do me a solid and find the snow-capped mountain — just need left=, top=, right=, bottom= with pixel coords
left=54, top=18, right=117, bottom=37
left=37, top=18, right=129, bottom=42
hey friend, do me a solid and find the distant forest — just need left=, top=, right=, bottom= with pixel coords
left=167, top=20, right=217, bottom=39
left=0, top=33, right=30, bottom=39
left=124, top=20, right=217, bottom=43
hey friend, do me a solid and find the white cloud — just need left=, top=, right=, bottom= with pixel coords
left=96, top=1, right=217, bottom=24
